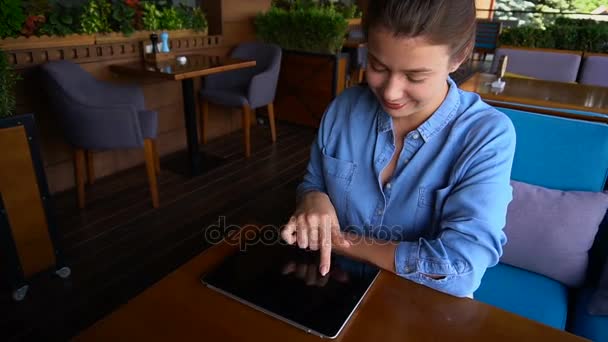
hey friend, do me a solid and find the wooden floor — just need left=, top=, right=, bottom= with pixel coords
left=0, top=68, right=480, bottom=341
left=0, top=121, right=316, bottom=341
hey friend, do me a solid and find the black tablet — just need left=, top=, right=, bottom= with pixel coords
left=200, top=242, right=380, bottom=339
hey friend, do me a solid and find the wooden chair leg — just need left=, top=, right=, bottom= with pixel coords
left=357, top=68, right=365, bottom=83
left=144, top=139, right=160, bottom=208
left=349, top=68, right=358, bottom=87
left=251, top=107, right=257, bottom=126
left=152, top=139, right=160, bottom=175
left=200, top=99, right=209, bottom=144
left=267, top=103, right=277, bottom=143
left=74, top=149, right=86, bottom=209
left=242, top=105, right=252, bottom=158
left=86, top=150, right=95, bottom=185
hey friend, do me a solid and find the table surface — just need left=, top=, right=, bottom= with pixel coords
left=343, top=38, right=366, bottom=49
left=110, top=54, right=257, bottom=81
left=459, top=72, right=608, bottom=115
left=75, top=225, right=588, bottom=341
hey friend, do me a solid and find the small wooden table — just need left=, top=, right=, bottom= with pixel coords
left=75, top=225, right=587, bottom=341
left=110, top=55, right=256, bottom=176
left=343, top=38, right=366, bottom=49
left=459, top=72, right=608, bottom=115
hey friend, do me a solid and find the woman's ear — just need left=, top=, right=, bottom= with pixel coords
left=448, top=61, right=462, bottom=74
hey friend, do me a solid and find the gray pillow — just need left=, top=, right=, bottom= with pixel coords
left=500, top=180, right=608, bottom=288
left=588, top=260, right=608, bottom=315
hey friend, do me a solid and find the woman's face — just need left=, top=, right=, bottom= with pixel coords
left=366, top=26, right=461, bottom=125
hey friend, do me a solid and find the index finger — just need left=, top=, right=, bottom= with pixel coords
left=318, top=220, right=332, bottom=276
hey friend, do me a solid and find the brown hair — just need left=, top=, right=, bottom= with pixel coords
left=363, top=0, right=477, bottom=63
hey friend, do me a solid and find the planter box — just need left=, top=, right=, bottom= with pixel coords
left=0, top=34, right=95, bottom=50
left=0, top=29, right=209, bottom=50
left=274, top=50, right=349, bottom=128
left=95, top=28, right=208, bottom=44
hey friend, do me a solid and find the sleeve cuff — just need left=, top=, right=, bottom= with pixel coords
left=395, top=240, right=419, bottom=275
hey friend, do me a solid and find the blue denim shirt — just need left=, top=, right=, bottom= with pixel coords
left=297, top=78, right=516, bottom=297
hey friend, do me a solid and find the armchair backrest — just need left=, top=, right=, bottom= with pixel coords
left=231, top=42, right=282, bottom=109
left=495, top=105, right=608, bottom=192
left=40, top=61, right=145, bottom=149
left=491, top=47, right=582, bottom=83
left=231, top=42, right=281, bottom=77
left=579, top=54, right=608, bottom=87
left=41, top=60, right=105, bottom=106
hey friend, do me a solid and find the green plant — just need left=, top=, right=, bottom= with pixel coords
left=80, top=0, right=112, bottom=34
left=255, top=5, right=348, bottom=54
left=39, top=0, right=82, bottom=36
left=110, top=0, right=135, bottom=36
left=499, top=18, right=608, bottom=53
left=159, top=7, right=183, bottom=30
left=176, top=5, right=207, bottom=32
left=332, top=3, right=361, bottom=19
left=142, top=1, right=161, bottom=31
left=0, top=0, right=27, bottom=38
left=0, top=50, right=20, bottom=118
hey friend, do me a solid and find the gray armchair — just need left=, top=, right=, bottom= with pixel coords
left=41, top=60, right=160, bottom=209
left=199, top=42, right=281, bottom=157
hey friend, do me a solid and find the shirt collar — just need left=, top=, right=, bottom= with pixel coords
left=376, top=77, right=461, bottom=140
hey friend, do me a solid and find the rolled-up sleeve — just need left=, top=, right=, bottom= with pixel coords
left=394, top=115, right=516, bottom=297
left=296, top=133, right=326, bottom=199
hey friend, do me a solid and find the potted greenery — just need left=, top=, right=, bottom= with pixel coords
left=499, top=18, right=608, bottom=53
left=0, top=0, right=208, bottom=49
left=254, top=2, right=351, bottom=127
left=0, top=0, right=95, bottom=50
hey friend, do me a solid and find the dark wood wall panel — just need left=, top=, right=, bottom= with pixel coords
left=5, top=0, right=272, bottom=194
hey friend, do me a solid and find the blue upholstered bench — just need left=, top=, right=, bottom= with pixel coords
left=473, top=105, right=608, bottom=341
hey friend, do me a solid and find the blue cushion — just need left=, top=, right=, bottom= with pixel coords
left=474, top=263, right=569, bottom=330
left=495, top=107, right=608, bottom=192
left=569, top=287, right=608, bottom=341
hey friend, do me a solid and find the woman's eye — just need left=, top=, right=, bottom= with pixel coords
left=368, top=61, right=386, bottom=72
left=408, top=77, right=425, bottom=83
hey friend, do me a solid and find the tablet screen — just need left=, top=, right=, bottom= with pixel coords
left=200, top=242, right=380, bottom=338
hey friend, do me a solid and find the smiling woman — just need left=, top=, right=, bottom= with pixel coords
left=280, top=0, right=517, bottom=299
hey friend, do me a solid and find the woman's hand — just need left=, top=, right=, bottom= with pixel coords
left=281, top=191, right=351, bottom=276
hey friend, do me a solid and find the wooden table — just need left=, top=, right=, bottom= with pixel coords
left=343, top=38, right=366, bottom=49
left=75, top=225, right=587, bottom=341
left=460, top=72, right=608, bottom=115
left=110, top=55, right=256, bottom=176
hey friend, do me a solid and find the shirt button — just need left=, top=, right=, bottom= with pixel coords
left=386, top=183, right=392, bottom=189
left=377, top=209, right=383, bottom=215
left=412, top=133, right=420, bottom=140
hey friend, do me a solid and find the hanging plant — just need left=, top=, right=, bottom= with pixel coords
left=80, top=0, right=112, bottom=34
left=0, top=0, right=27, bottom=38
left=0, top=50, right=20, bottom=118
